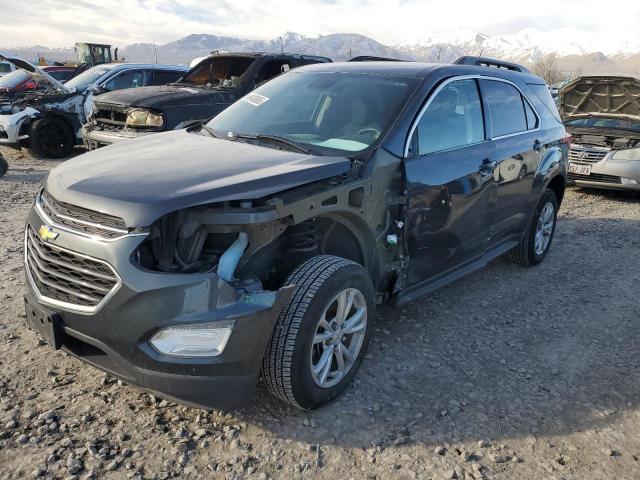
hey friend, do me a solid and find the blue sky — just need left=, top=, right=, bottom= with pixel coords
left=0, top=0, right=639, bottom=48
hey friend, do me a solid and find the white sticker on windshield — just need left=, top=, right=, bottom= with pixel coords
left=242, top=93, right=269, bottom=107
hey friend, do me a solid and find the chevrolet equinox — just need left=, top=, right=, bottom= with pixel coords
left=24, top=57, right=568, bottom=410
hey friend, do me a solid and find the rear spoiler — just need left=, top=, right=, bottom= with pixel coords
left=454, top=56, right=530, bottom=74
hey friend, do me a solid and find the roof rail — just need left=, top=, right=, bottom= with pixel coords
left=348, top=56, right=404, bottom=62
left=453, top=56, right=530, bottom=74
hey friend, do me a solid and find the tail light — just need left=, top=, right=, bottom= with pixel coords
left=560, top=134, right=572, bottom=147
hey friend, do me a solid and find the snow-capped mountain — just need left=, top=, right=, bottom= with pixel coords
left=407, top=28, right=639, bottom=61
left=3, top=29, right=639, bottom=76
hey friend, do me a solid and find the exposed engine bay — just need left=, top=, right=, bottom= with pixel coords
left=570, top=133, right=640, bottom=149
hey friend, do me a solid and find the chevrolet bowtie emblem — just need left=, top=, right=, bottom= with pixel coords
left=38, top=225, right=59, bottom=242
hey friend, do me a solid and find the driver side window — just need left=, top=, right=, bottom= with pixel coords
left=414, top=79, right=485, bottom=156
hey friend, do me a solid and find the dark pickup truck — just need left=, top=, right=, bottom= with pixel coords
left=82, top=52, right=331, bottom=148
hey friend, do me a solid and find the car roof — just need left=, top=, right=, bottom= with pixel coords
left=295, top=61, right=544, bottom=83
left=101, top=63, right=188, bottom=71
left=42, top=66, right=75, bottom=70
left=206, top=52, right=331, bottom=62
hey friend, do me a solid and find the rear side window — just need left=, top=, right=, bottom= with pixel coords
left=481, top=80, right=534, bottom=137
left=524, top=100, right=538, bottom=129
left=103, top=70, right=147, bottom=90
left=48, top=70, right=75, bottom=82
left=149, top=70, right=184, bottom=86
left=415, top=78, right=485, bottom=155
left=527, top=83, right=562, bottom=122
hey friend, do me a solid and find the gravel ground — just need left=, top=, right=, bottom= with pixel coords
left=1, top=146, right=639, bottom=480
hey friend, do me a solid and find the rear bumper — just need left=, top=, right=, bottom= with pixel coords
left=82, top=126, right=156, bottom=149
left=23, top=204, right=292, bottom=409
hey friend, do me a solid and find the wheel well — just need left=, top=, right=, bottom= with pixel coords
left=315, top=216, right=365, bottom=266
left=238, top=214, right=373, bottom=291
left=18, top=115, right=38, bottom=137
left=547, top=175, right=565, bottom=206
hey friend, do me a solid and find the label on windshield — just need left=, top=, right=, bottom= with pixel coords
left=242, top=93, right=269, bottom=107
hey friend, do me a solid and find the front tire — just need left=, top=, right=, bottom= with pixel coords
left=509, top=188, right=558, bottom=266
left=29, top=117, right=75, bottom=159
left=0, top=154, right=7, bottom=177
left=262, top=255, right=375, bottom=409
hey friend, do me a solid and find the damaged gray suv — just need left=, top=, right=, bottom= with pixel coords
left=24, top=58, right=568, bottom=410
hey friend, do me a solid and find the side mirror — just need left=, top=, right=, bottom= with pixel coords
left=91, top=84, right=108, bottom=95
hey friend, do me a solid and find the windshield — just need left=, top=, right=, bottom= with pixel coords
left=65, top=65, right=111, bottom=92
left=0, top=63, right=12, bottom=74
left=181, top=56, right=255, bottom=87
left=566, top=117, right=640, bottom=132
left=0, top=69, right=29, bottom=88
left=206, top=71, right=418, bottom=155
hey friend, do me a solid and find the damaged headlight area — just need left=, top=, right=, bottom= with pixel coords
left=132, top=203, right=332, bottom=292
left=132, top=203, right=290, bottom=288
left=125, top=109, right=164, bottom=128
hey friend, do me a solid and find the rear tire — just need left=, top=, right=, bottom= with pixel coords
left=262, top=255, right=375, bottom=409
left=508, top=188, right=558, bottom=266
left=29, top=117, right=75, bottom=159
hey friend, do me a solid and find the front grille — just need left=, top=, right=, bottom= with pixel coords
left=568, top=145, right=610, bottom=163
left=568, top=172, right=622, bottom=184
left=39, top=191, right=128, bottom=240
left=93, top=105, right=128, bottom=130
left=25, top=226, right=119, bottom=309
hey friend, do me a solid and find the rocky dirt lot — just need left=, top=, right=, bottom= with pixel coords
left=0, top=146, right=639, bottom=480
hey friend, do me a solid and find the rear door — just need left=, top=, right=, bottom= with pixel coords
left=405, top=77, right=496, bottom=284
left=479, top=79, right=542, bottom=243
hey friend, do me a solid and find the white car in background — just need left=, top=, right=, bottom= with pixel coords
left=0, top=53, right=187, bottom=158
left=560, top=76, right=640, bottom=192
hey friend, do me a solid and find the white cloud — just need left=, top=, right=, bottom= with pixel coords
left=1, top=0, right=639, bottom=50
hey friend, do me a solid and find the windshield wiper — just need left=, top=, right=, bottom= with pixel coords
left=231, top=133, right=311, bottom=155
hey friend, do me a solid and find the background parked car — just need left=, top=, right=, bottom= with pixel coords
left=559, top=76, right=640, bottom=191
left=82, top=52, right=331, bottom=149
left=0, top=55, right=188, bottom=158
left=0, top=66, right=77, bottom=97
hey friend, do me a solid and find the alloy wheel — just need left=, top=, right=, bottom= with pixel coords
left=310, top=287, right=367, bottom=388
left=535, top=202, right=554, bottom=255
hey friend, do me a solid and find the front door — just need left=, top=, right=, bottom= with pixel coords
left=405, top=78, right=496, bottom=285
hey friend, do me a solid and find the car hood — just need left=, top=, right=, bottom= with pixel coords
left=0, top=52, right=70, bottom=94
left=94, top=84, right=234, bottom=110
left=558, top=76, right=640, bottom=122
left=46, top=129, right=351, bottom=226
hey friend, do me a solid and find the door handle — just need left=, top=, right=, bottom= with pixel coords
left=533, top=139, right=543, bottom=152
left=479, top=158, right=497, bottom=176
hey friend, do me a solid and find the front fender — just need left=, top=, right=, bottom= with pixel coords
left=0, top=107, right=40, bottom=144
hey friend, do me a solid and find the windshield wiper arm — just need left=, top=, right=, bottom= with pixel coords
left=232, top=133, right=311, bottom=155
